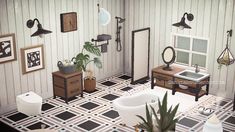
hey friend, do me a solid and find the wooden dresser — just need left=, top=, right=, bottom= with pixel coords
left=151, top=65, right=210, bottom=101
left=52, top=71, right=83, bottom=103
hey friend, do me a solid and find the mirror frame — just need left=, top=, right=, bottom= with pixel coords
left=162, top=46, right=176, bottom=71
left=131, top=27, right=150, bottom=84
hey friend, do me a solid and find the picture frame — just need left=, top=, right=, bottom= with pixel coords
left=60, top=12, right=77, bottom=32
left=21, top=45, right=45, bottom=74
left=0, top=33, right=17, bottom=64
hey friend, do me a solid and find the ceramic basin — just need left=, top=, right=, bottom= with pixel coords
left=174, top=70, right=209, bottom=82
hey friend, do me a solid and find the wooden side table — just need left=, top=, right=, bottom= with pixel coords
left=52, top=71, right=83, bottom=103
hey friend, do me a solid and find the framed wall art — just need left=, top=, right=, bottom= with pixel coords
left=0, top=33, right=17, bottom=64
left=21, top=45, right=44, bottom=74
left=60, top=12, right=77, bottom=32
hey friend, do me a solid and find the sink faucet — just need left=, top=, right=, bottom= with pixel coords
left=194, top=64, right=200, bottom=73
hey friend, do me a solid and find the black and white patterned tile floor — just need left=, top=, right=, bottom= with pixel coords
left=0, top=74, right=234, bottom=132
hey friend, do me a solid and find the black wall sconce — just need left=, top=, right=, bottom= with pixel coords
left=217, top=29, right=235, bottom=66
left=172, top=12, right=194, bottom=30
left=26, top=18, right=52, bottom=37
left=91, top=34, right=112, bottom=53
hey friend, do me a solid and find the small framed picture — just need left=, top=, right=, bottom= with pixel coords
left=0, top=33, right=17, bottom=64
left=21, top=45, right=45, bottom=74
left=60, top=12, right=77, bottom=32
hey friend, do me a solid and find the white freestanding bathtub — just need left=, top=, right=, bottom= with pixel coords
left=113, top=90, right=159, bottom=126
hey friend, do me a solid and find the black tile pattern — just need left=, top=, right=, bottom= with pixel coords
left=102, top=110, right=119, bottom=119
left=0, top=121, right=19, bottom=132
left=102, top=94, right=119, bottom=101
left=1, top=74, right=235, bottom=132
left=80, top=102, right=99, bottom=110
left=27, top=122, right=49, bottom=130
left=138, top=80, right=149, bottom=84
left=78, top=120, right=100, bottom=131
left=219, top=101, right=228, bottom=106
left=118, top=75, right=131, bottom=80
left=225, top=116, right=235, bottom=124
left=84, top=89, right=98, bottom=93
left=121, top=87, right=133, bottom=91
left=7, top=113, right=28, bottom=122
left=55, top=111, right=76, bottom=120
left=42, top=103, right=55, bottom=111
left=101, top=81, right=116, bottom=86
left=178, top=117, right=199, bottom=128
left=60, top=96, right=78, bottom=102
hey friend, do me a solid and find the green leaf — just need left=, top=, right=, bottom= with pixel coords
left=84, top=42, right=101, bottom=56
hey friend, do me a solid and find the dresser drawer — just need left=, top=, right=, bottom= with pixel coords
left=156, top=79, right=165, bottom=87
left=153, top=73, right=172, bottom=81
left=68, top=87, right=80, bottom=97
left=67, top=75, right=81, bottom=89
left=53, top=76, right=65, bottom=88
left=54, top=86, right=65, bottom=98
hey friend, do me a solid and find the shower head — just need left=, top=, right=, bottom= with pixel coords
left=119, top=18, right=125, bottom=23
left=115, top=16, right=125, bottom=23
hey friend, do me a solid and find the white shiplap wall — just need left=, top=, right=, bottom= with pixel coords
left=124, top=0, right=235, bottom=99
left=0, top=0, right=124, bottom=114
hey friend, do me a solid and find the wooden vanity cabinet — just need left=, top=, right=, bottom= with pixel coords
left=151, top=65, right=210, bottom=101
left=151, top=65, right=184, bottom=89
left=52, top=71, right=83, bottom=104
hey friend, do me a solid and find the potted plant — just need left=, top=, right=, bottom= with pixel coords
left=73, top=41, right=102, bottom=92
left=137, top=92, right=179, bottom=132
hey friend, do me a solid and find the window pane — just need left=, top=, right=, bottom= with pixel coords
left=176, top=51, right=189, bottom=65
left=192, top=39, right=207, bottom=53
left=176, top=36, right=190, bottom=50
left=192, top=54, right=206, bottom=67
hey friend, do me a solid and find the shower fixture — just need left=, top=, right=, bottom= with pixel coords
left=115, top=16, right=125, bottom=52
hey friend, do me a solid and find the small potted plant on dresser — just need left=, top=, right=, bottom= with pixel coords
left=73, top=41, right=102, bottom=92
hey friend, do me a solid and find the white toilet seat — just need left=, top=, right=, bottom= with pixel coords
left=18, top=91, right=42, bottom=104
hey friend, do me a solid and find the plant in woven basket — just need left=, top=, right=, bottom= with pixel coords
left=73, top=42, right=102, bottom=92
left=137, top=92, right=179, bottom=132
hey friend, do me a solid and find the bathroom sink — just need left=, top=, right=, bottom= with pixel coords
left=174, top=70, right=209, bottom=82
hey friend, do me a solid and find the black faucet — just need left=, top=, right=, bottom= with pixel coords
left=194, top=64, right=200, bottom=73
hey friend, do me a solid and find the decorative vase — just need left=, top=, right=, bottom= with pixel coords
left=84, top=77, right=96, bottom=92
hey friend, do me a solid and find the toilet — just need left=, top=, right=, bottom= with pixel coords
left=16, top=91, right=42, bottom=116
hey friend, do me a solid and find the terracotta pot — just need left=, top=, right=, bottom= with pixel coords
left=84, top=77, right=96, bottom=92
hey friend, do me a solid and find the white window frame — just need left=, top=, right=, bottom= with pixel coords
left=171, top=33, right=210, bottom=71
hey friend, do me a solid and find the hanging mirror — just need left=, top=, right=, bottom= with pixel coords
left=162, top=46, right=176, bottom=71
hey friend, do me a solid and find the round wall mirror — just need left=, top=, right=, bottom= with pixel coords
left=162, top=46, right=176, bottom=71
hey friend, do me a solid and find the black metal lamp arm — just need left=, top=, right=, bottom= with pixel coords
left=27, top=18, right=41, bottom=28
left=226, top=30, right=232, bottom=48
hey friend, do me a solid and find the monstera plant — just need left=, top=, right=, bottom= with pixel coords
left=137, top=92, right=179, bottom=132
left=73, top=41, right=102, bottom=92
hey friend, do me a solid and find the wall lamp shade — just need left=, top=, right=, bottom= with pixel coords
left=217, top=30, right=235, bottom=66
left=26, top=18, right=52, bottom=37
left=172, top=12, right=194, bottom=30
